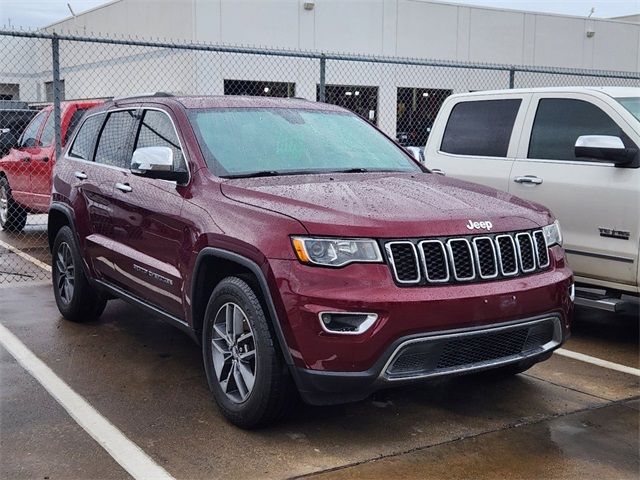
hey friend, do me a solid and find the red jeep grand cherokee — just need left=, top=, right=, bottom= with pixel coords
left=0, top=101, right=101, bottom=231
left=48, top=94, right=573, bottom=428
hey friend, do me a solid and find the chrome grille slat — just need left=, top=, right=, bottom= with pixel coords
left=533, top=230, right=550, bottom=268
left=472, top=236, right=498, bottom=279
left=515, top=232, right=536, bottom=273
left=418, top=240, right=450, bottom=283
left=447, top=238, right=476, bottom=281
left=386, top=229, right=550, bottom=286
left=385, top=241, right=421, bottom=284
left=495, top=234, right=519, bottom=276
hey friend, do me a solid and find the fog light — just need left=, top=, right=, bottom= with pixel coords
left=319, top=312, right=378, bottom=335
left=569, top=283, right=575, bottom=302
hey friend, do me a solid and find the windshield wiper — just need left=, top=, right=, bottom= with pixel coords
left=222, top=170, right=281, bottom=179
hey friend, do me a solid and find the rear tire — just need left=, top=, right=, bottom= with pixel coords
left=202, top=276, right=296, bottom=429
left=0, top=176, right=27, bottom=232
left=52, top=226, right=107, bottom=322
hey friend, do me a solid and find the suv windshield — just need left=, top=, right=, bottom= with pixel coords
left=617, top=97, right=640, bottom=122
left=189, top=108, right=421, bottom=178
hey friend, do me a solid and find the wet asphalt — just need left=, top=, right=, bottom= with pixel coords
left=0, top=230, right=638, bottom=480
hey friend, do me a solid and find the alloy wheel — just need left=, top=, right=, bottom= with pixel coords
left=55, top=242, right=75, bottom=304
left=0, top=186, right=8, bottom=224
left=211, top=302, right=257, bottom=403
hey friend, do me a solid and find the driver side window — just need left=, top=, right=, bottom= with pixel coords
left=134, top=110, right=186, bottom=171
left=528, top=98, right=632, bottom=162
left=19, top=110, right=47, bottom=148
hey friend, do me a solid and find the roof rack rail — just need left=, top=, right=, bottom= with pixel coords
left=112, top=91, right=174, bottom=104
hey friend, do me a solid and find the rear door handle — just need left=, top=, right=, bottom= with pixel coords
left=115, top=182, right=132, bottom=193
left=74, top=171, right=88, bottom=180
left=514, top=175, right=543, bottom=185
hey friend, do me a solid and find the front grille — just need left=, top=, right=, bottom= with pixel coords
left=437, top=329, right=529, bottom=369
left=385, top=317, right=559, bottom=379
left=385, top=229, right=550, bottom=286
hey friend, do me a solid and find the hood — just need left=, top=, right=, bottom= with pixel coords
left=221, top=172, right=553, bottom=238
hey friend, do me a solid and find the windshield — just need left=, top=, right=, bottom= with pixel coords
left=189, top=108, right=421, bottom=177
left=617, top=97, right=640, bottom=122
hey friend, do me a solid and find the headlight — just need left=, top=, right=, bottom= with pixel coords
left=542, top=220, right=562, bottom=247
left=291, top=236, right=383, bottom=267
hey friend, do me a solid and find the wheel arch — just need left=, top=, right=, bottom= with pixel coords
left=191, top=248, right=294, bottom=367
left=47, top=203, right=75, bottom=252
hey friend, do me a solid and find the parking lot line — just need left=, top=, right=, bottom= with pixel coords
left=0, top=322, right=175, bottom=480
left=0, top=238, right=51, bottom=272
left=556, top=348, right=640, bottom=377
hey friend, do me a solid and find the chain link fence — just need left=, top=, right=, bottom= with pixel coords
left=0, top=29, right=639, bottom=284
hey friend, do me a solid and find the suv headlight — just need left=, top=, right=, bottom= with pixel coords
left=291, top=236, right=382, bottom=267
left=543, top=220, right=562, bottom=247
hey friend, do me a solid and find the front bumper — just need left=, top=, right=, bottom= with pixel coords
left=292, top=314, right=564, bottom=405
left=267, top=246, right=572, bottom=404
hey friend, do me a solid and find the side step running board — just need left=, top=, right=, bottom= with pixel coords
left=574, top=288, right=633, bottom=313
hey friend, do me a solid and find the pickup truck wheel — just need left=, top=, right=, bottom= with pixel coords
left=52, top=226, right=107, bottom=322
left=0, top=177, right=27, bottom=232
left=203, top=276, right=295, bottom=429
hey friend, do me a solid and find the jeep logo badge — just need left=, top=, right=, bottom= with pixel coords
left=466, top=220, right=493, bottom=231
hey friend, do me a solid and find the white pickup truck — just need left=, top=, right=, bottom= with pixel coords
left=424, top=87, right=639, bottom=311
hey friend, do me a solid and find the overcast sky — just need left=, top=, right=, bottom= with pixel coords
left=1, top=0, right=638, bottom=29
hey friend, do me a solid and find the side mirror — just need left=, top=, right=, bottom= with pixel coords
left=575, top=135, right=638, bottom=166
left=131, top=146, right=188, bottom=183
left=22, top=137, right=38, bottom=148
left=405, top=146, right=425, bottom=163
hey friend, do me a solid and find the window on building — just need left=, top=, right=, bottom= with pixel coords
left=45, top=80, right=65, bottom=102
left=94, top=110, right=138, bottom=168
left=0, top=83, right=19, bottom=100
left=396, top=88, right=452, bottom=146
left=135, top=110, right=187, bottom=171
left=224, top=80, right=295, bottom=97
left=317, top=85, right=378, bottom=125
left=440, top=99, right=521, bottom=157
left=69, top=113, right=105, bottom=160
left=528, top=98, right=632, bottom=162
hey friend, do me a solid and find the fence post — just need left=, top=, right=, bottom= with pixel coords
left=51, top=33, right=62, bottom=158
left=509, top=67, right=515, bottom=89
left=319, top=54, right=326, bottom=102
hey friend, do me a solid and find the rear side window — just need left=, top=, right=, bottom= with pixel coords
left=64, top=108, right=89, bottom=145
left=94, top=110, right=138, bottom=168
left=40, top=112, right=55, bottom=146
left=135, top=110, right=186, bottom=171
left=529, top=98, right=626, bottom=162
left=69, top=114, right=105, bottom=160
left=440, top=99, right=521, bottom=158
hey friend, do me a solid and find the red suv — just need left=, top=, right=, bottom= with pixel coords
left=0, top=101, right=101, bottom=231
left=48, top=94, right=573, bottom=428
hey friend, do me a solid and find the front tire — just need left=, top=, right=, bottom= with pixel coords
left=0, top=176, right=27, bottom=232
left=202, top=276, right=295, bottom=429
left=52, top=226, right=107, bottom=322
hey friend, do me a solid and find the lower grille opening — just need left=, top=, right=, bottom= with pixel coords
left=386, top=318, right=558, bottom=379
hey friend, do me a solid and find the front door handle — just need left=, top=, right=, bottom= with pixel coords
left=21, top=157, right=31, bottom=162
left=431, top=168, right=445, bottom=176
left=513, top=175, right=543, bottom=185
left=115, top=182, right=132, bottom=193
left=74, top=171, right=88, bottom=180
